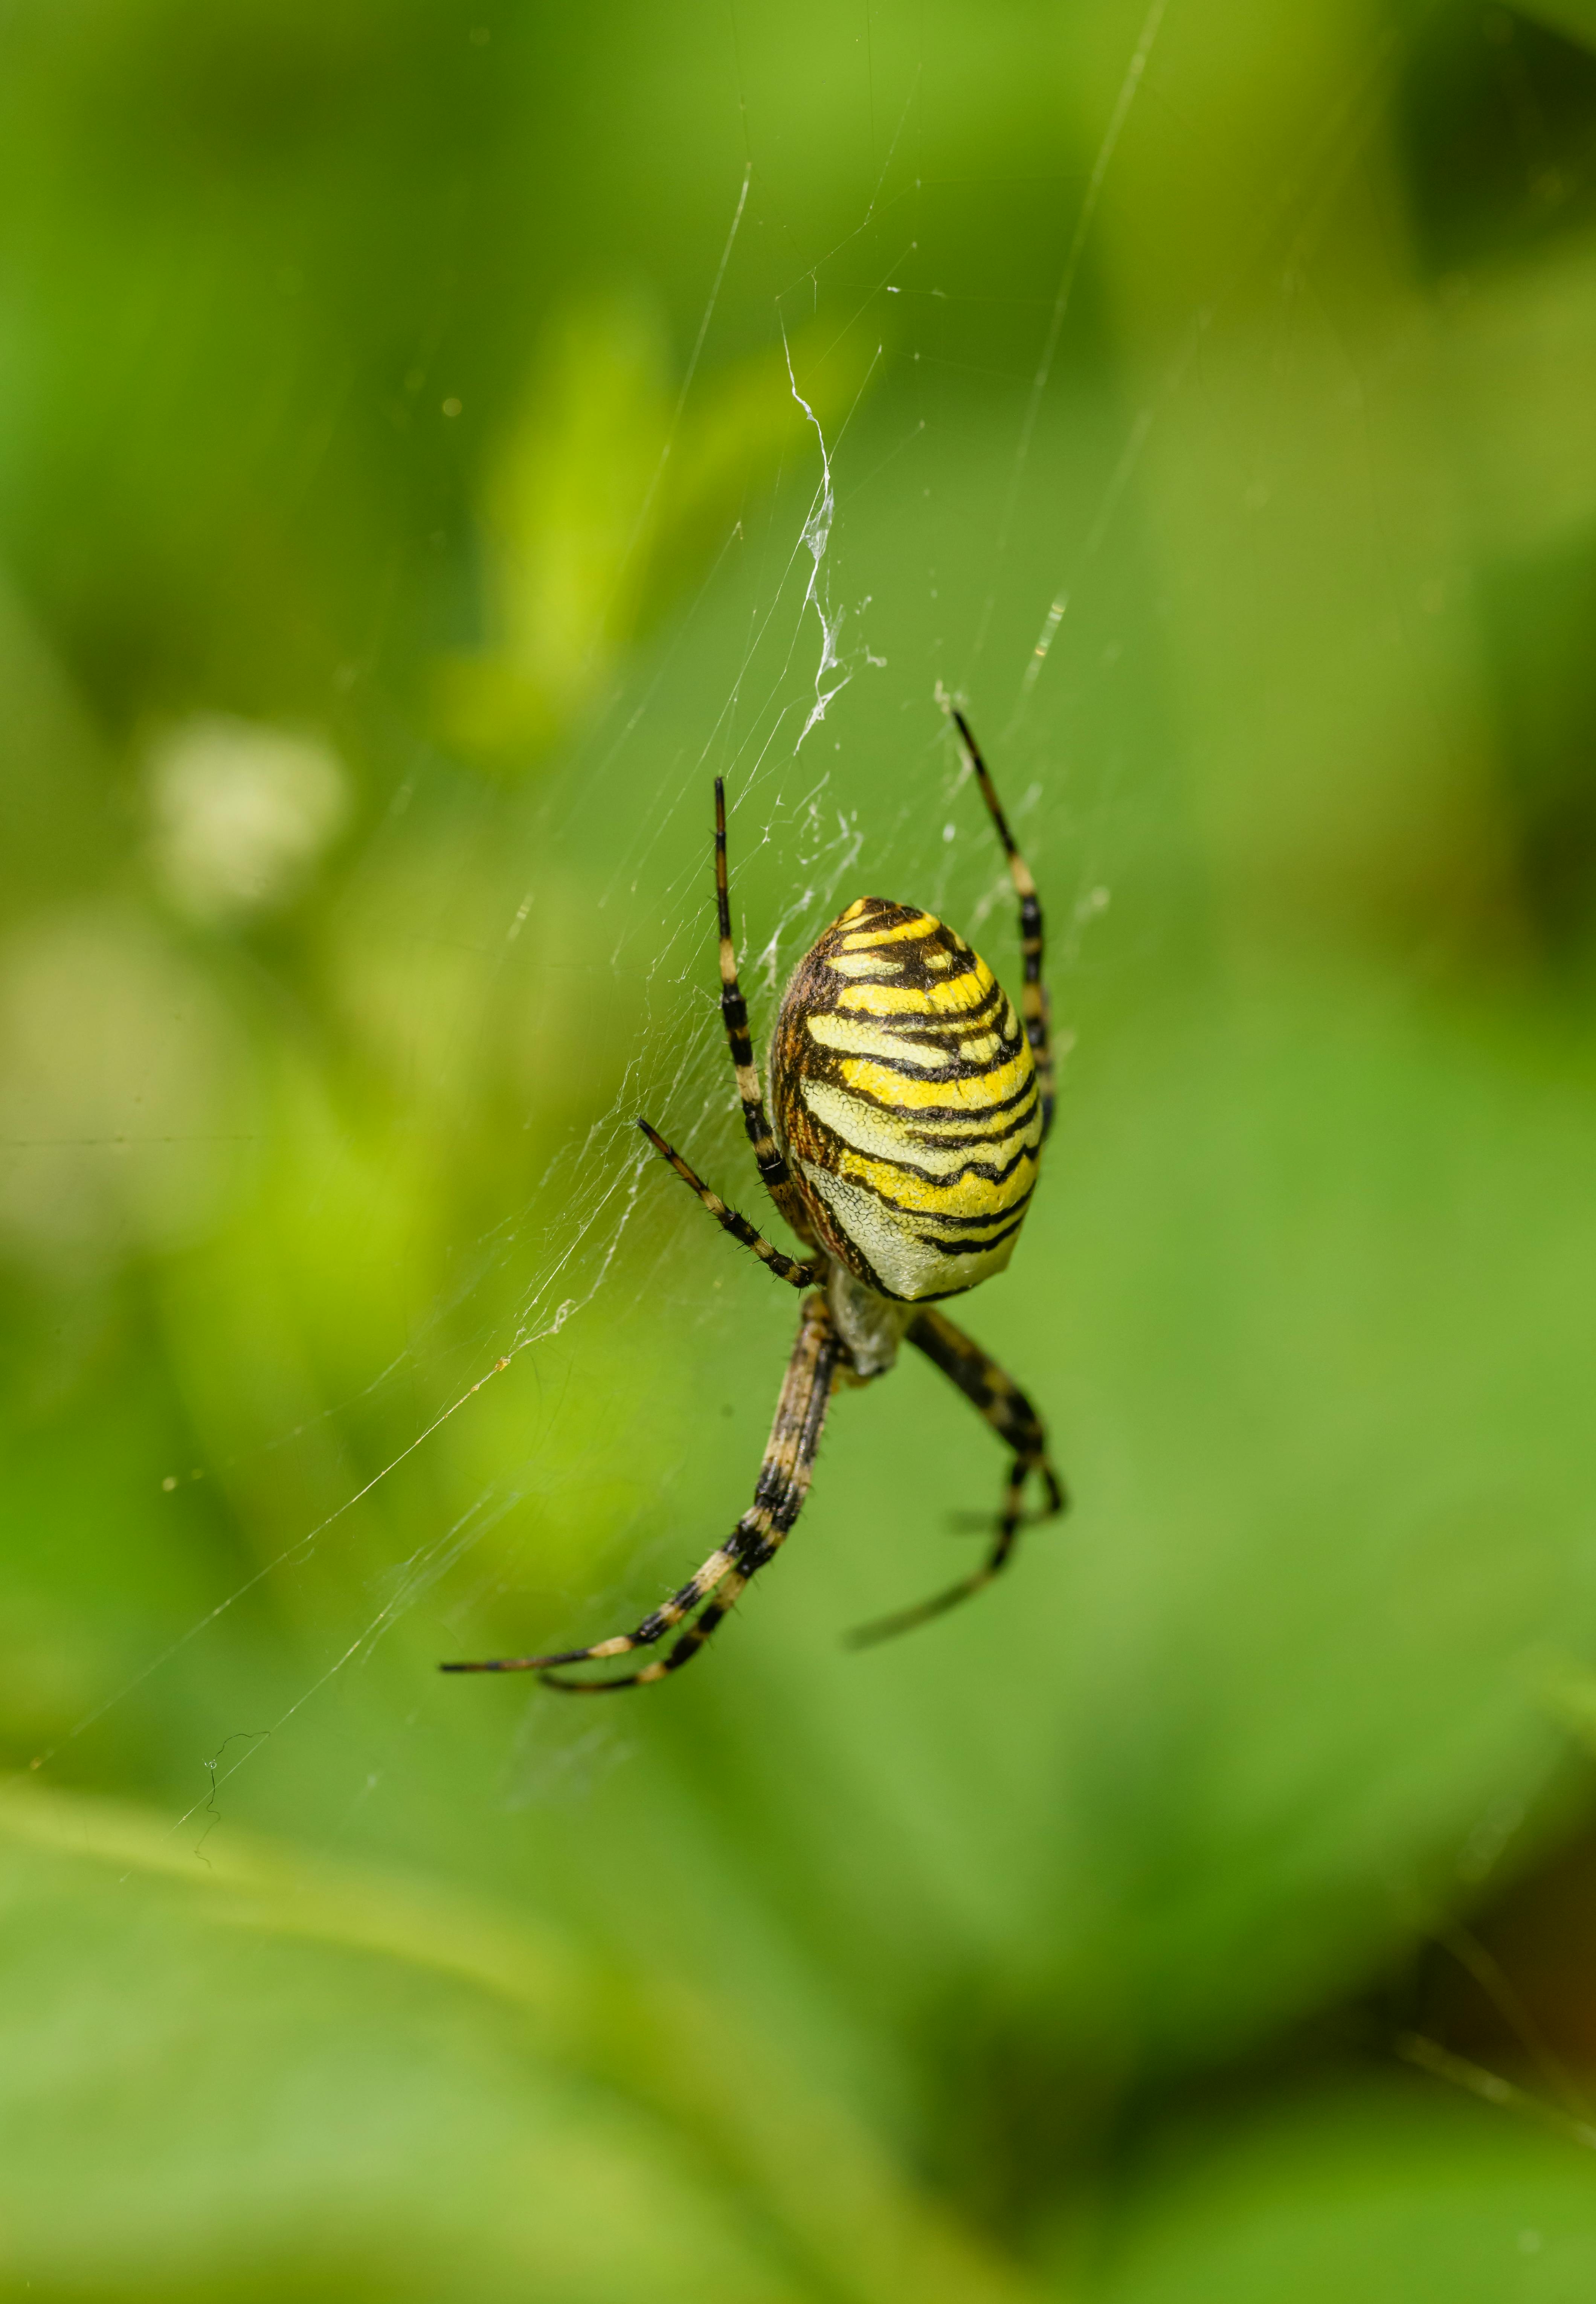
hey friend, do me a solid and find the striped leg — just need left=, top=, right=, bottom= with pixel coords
left=845, top=1304, right=1066, bottom=1649
left=440, top=1293, right=843, bottom=1690
left=714, top=778, right=814, bottom=1235
left=951, top=710, right=1055, bottom=1140
left=637, top=1120, right=816, bottom=1289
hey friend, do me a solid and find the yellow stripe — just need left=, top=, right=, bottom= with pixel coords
left=836, top=1146, right=1037, bottom=1216
left=838, top=1046, right=1036, bottom=1111
left=833, top=965, right=994, bottom=1016
left=800, top=1076, right=1041, bottom=1173
left=899, top=1098, right=1039, bottom=1136
left=812, top=1014, right=1009, bottom=1068
left=807, top=1012, right=957, bottom=1069
left=838, top=913, right=937, bottom=950
left=827, top=952, right=905, bottom=979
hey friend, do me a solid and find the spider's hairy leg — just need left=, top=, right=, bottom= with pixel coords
left=636, top=1119, right=816, bottom=1289
left=440, top=1542, right=740, bottom=1676
left=844, top=1304, right=1065, bottom=1650
left=949, top=708, right=1055, bottom=1139
left=440, top=1293, right=844, bottom=1690
left=714, top=777, right=813, bottom=1235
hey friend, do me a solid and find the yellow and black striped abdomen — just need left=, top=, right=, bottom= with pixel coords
left=770, top=897, right=1042, bottom=1302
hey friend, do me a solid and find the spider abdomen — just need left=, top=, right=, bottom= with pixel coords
left=770, top=897, right=1042, bottom=1302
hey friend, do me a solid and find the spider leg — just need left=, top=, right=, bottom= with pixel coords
left=950, top=709, right=1055, bottom=1141
left=636, top=1119, right=817, bottom=1289
left=844, top=1304, right=1065, bottom=1650
left=714, top=777, right=815, bottom=1236
left=441, top=1293, right=843, bottom=1689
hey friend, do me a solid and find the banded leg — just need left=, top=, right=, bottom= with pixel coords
left=440, top=1292, right=843, bottom=1690
left=714, top=777, right=813, bottom=1234
left=845, top=1303, right=1066, bottom=1649
left=951, top=710, right=1055, bottom=1139
left=637, top=1120, right=816, bottom=1289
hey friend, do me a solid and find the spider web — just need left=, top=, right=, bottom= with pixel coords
left=33, top=6, right=1568, bottom=2082
left=17, top=6, right=1184, bottom=1845
left=8, top=11, right=1596, bottom=2260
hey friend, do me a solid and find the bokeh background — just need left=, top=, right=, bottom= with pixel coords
left=5, top=0, right=1596, bottom=2295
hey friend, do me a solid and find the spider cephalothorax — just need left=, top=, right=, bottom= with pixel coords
left=444, top=710, right=1065, bottom=1691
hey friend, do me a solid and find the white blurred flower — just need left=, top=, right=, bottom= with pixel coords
left=148, top=715, right=350, bottom=924
left=0, top=908, right=249, bottom=1269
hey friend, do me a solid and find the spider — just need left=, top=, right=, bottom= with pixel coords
left=442, top=710, right=1065, bottom=1692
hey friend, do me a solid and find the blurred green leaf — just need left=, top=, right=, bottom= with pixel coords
left=433, top=302, right=877, bottom=771
left=1444, top=232, right=1596, bottom=561
left=1517, top=2, right=1596, bottom=53
left=1093, top=2078, right=1596, bottom=2301
left=0, top=573, right=109, bottom=919
left=0, top=1777, right=1041, bottom=2304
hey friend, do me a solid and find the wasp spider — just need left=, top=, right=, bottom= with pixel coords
left=443, top=712, right=1065, bottom=1692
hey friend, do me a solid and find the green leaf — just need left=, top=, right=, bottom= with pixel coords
left=0, top=1778, right=1041, bottom=2304
left=1513, top=1, right=1596, bottom=53
left=1094, top=2077, right=1596, bottom=2302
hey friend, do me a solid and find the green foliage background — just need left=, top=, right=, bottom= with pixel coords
left=5, top=1, right=1596, bottom=2295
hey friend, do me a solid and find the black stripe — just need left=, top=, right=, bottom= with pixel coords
left=731, top=1508, right=773, bottom=1555
left=812, top=1040, right=1026, bottom=1087
left=828, top=1018, right=1021, bottom=1058
left=662, top=1609, right=720, bottom=1671
left=894, top=1094, right=1041, bottom=1153
left=846, top=1030, right=1025, bottom=1066
left=820, top=1071, right=1041, bottom=1124
left=914, top=1211, right=1031, bottom=1255
left=861, top=948, right=983, bottom=980
left=838, top=987, right=1009, bottom=1039
left=840, top=1137, right=1041, bottom=1192
left=832, top=970, right=1000, bottom=1015
left=828, top=1179, right=1036, bottom=1230
left=872, top=1012, right=1017, bottom=1043
left=824, top=1225, right=891, bottom=1297
left=829, top=1162, right=1036, bottom=1228
left=905, top=1181, right=1038, bottom=1229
